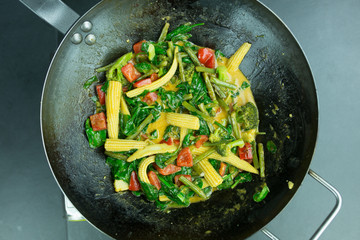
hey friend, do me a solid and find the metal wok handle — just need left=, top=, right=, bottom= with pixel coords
left=261, top=169, right=342, bottom=240
left=19, top=0, right=79, bottom=34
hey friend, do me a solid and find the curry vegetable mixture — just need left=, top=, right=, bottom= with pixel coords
left=84, top=23, right=269, bottom=209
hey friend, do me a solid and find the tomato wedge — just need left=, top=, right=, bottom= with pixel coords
left=133, top=78, right=152, bottom=88
left=96, top=85, right=105, bottom=105
left=142, top=92, right=158, bottom=105
left=174, top=174, right=192, bottom=187
left=121, top=63, right=141, bottom=83
left=198, top=48, right=215, bottom=68
left=129, top=171, right=141, bottom=191
left=238, top=142, right=253, bottom=160
left=177, top=147, right=193, bottom=167
left=150, top=73, right=159, bottom=81
left=89, top=112, right=107, bottom=131
left=219, top=162, right=227, bottom=177
left=160, top=137, right=173, bottom=145
left=195, top=135, right=208, bottom=148
left=133, top=40, right=146, bottom=54
left=153, top=163, right=181, bottom=176
left=148, top=171, right=161, bottom=190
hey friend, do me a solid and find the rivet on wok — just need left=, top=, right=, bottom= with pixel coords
left=85, top=34, right=96, bottom=45
left=71, top=33, right=82, bottom=44
left=81, top=21, right=93, bottom=32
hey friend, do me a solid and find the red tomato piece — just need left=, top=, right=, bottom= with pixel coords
left=219, top=162, right=227, bottom=177
left=238, top=142, right=253, bottom=160
left=96, top=85, right=105, bottom=105
left=129, top=171, right=141, bottom=191
left=198, top=48, right=215, bottom=68
left=121, top=63, right=141, bottom=83
left=160, top=137, right=173, bottom=145
left=174, top=174, right=192, bottom=187
left=148, top=171, right=161, bottom=190
left=89, top=112, right=107, bottom=131
left=195, top=135, right=208, bottom=148
left=173, top=139, right=180, bottom=145
left=133, top=40, right=146, bottom=54
left=142, top=92, right=158, bottom=105
left=150, top=73, right=159, bottom=81
left=122, top=85, right=129, bottom=92
left=153, top=163, right=181, bottom=176
left=177, top=147, right=193, bottom=167
left=133, top=78, right=152, bottom=88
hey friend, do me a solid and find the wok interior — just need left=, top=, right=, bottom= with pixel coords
left=41, top=0, right=318, bottom=239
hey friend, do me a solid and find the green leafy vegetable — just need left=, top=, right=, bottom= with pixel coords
left=85, top=118, right=106, bottom=148
left=165, top=23, right=204, bottom=41
left=149, top=130, right=159, bottom=140
left=215, top=49, right=225, bottom=59
left=140, top=180, right=159, bottom=201
left=217, top=174, right=234, bottom=190
left=231, top=172, right=252, bottom=189
left=240, top=81, right=250, bottom=90
left=83, top=75, right=98, bottom=89
left=266, top=140, right=277, bottom=154
left=216, top=66, right=230, bottom=82
left=158, top=175, right=189, bottom=206
left=215, top=139, right=244, bottom=157
left=106, top=52, right=133, bottom=83
left=236, top=102, right=259, bottom=131
left=135, top=62, right=152, bottom=73
left=253, top=183, right=270, bottom=202
left=106, top=157, right=135, bottom=183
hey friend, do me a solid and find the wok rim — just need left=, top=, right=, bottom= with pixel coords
left=39, top=0, right=319, bottom=238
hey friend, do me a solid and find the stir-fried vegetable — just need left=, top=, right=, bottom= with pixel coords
left=84, top=22, right=268, bottom=210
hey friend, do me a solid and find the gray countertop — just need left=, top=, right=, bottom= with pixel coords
left=1, top=0, right=359, bottom=239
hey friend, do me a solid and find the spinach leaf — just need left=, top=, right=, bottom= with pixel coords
left=231, top=172, right=253, bottom=189
left=241, top=81, right=250, bottom=90
left=106, top=157, right=133, bottom=182
left=163, top=125, right=180, bottom=141
left=217, top=174, right=234, bottom=190
left=155, top=152, right=173, bottom=168
left=135, top=62, right=152, bottom=73
left=196, top=118, right=210, bottom=136
left=83, top=75, right=98, bottom=89
left=158, top=175, right=190, bottom=206
left=215, top=49, right=225, bottom=59
left=266, top=140, right=277, bottom=154
left=140, top=180, right=159, bottom=201
left=85, top=118, right=106, bottom=149
left=149, top=130, right=158, bottom=140
left=158, top=88, right=183, bottom=111
left=253, top=183, right=270, bottom=202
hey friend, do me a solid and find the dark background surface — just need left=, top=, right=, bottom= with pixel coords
left=0, top=0, right=359, bottom=239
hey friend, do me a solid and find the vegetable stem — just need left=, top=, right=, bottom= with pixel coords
left=212, top=83, right=227, bottom=99
left=202, top=73, right=217, bottom=101
left=217, top=97, right=230, bottom=112
left=182, top=101, right=214, bottom=123
left=258, top=143, right=265, bottom=178
left=96, top=63, right=114, bottom=73
left=179, top=176, right=207, bottom=199
left=210, top=77, right=237, bottom=90
left=126, top=114, right=154, bottom=140
left=176, top=52, right=186, bottom=82
left=184, top=47, right=202, bottom=66
left=193, top=147, right=216, bottom=165
left=251, top=141, right=259, bottom=169
left=158, top=22, right=170, bottom=42
left=195, top=66, right=216, bottom=74
left=230, top=112, right=241, bottom=139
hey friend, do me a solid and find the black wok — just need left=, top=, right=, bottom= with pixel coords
left=40, top=0, right=318, bottom=239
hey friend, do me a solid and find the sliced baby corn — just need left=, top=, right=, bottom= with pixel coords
left=104, top=139, right=147, bottom=152
left=226, top=42, right=251, bottom=72
left=138, top=156, right=156, bottom=184
left=106, top=81, right=122, bottom=139
left=126, top=46, right=179, bottom=98
left=192, top=146, right=258, bottom=174
left=166, top=112, right=200, bottom=130
left=114, top=179, right=129, bottom=192
left=197, top=159, right=223, bottom=187
left=127, top=144, right=177, bottom=162
left=120, top=96, right=130, bottom=115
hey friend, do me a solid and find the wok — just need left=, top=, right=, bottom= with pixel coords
left=20, top=0, right=340, bottom=239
